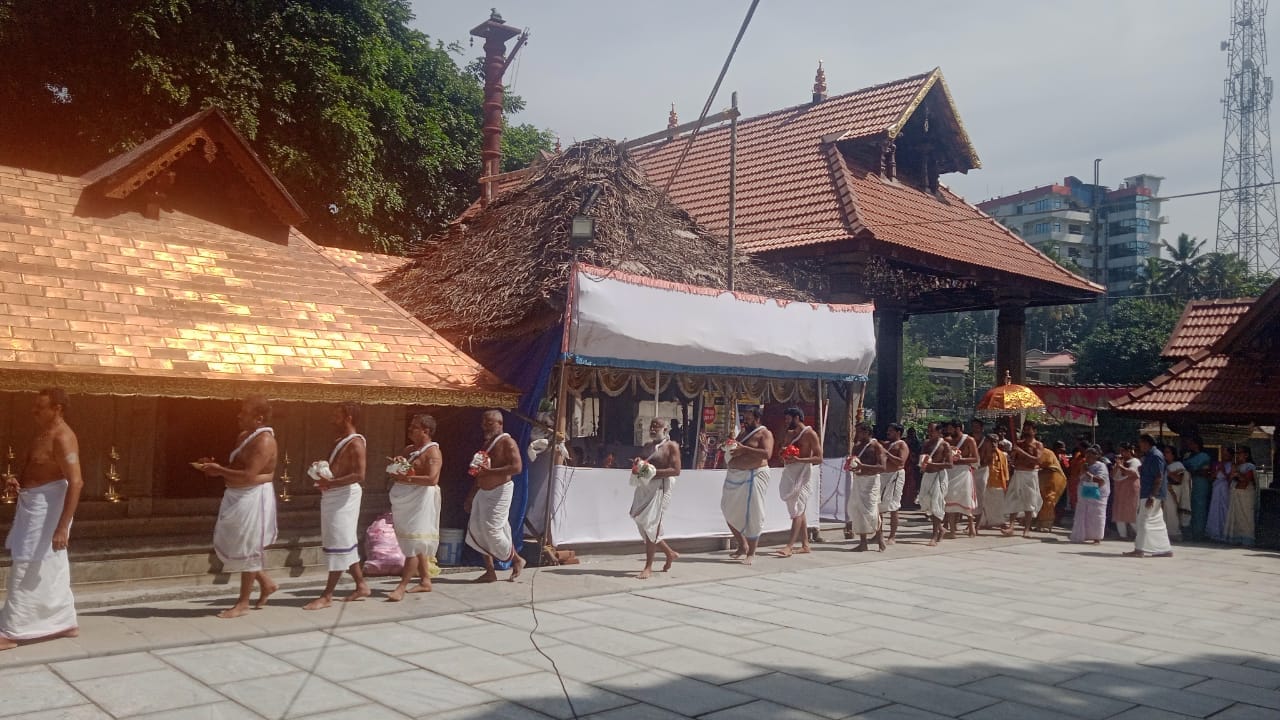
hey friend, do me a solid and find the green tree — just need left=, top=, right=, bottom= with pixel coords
left=901, top=337, right=935, bottom=415
left=1130, top=256, right=1169, bottom=297
left=501, top=122, right=556, bottom=172
left=1074, top=298, right=1181, bottom=384
left=0, top=0, right=553, bottom=252
left=1156, top=233, right=1208, bottom=300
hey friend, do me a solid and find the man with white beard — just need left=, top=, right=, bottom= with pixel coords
left=630, top=418, right=681, bottom=578
left=775, top=407, right=822, bottom=558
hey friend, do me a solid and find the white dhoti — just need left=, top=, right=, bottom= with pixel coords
left=1004, top=470, right=1043, bottom=516
left=981, top=488, right=1007, bottom=528
left=879, top=469, right=905, bottom=514
left=1, top=480, right=77, bottom=640
left=466, top=481, right=515, bottom=561
left=973, top=466, right=990, bottom=517
left=1134, top=499, right=1173, bottom=555
left=320, top=484, right=363, bottom=571
left=847, top=472, right=881, bottom=534
left=390, top=482, right=441, bottom=558
left=213, top=482, right=278, bottom=573
left=631, top=477, right=674, bottom=544
left=945, top=466, right=978, bottom=517
left=722, top=467, right=769, bottom=540
left=779, top=463, right=814, bottom=519
left=917, top=471, right=948, bottom=521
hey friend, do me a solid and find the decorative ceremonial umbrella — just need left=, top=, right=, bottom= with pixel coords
left=975, top=371, right=1046, bottom=435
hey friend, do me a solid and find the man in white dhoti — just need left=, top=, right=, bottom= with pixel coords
left=304, top=403, right=371, bottom=609
left=971, top=420, right=993, bottom=528
left=944, top=420, right=980, bottom=538
left=0, top=388, right=83, bottom=649
left=1126, top=434, right=1174, bottom=558
left=631, top=418, right=681, bottom=578
left=722, top=407, right=773, bottom=565
left=880, top=423, right=909, bottom=544
left=775, top=408, right=822, bottom=558
left=917, top=422, right=952, bottom=547
left=466, top=409, right=527, bottom=582
left=1004, top=421, right=1044, bottom=539
left=847, top=422, right=886, bottom=552
left=200, top=395, right=279, bottom=619
left=388, top=414, right=443, bottom=601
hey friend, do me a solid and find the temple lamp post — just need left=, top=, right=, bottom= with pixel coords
left=570, top=215, right=595, bottom=251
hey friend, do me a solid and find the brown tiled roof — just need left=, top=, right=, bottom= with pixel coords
left=629, top=69, right=1100, bottom=299
left=1160, top=298, right=1254, bottom=359
left=319, top=247, right=407, bottom=286
left=1112, top=279, right=1280, bottom=422
left=0, top=162, right=517, bottom=406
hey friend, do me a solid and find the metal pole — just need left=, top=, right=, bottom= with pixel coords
left=1092, top=158, right=1102, bottom=286
left=727, top=91, right=738, bottom=292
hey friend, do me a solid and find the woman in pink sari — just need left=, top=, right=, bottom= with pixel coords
left=1070, top=446, right=1109, bottom=543
left=1111, top=443, right=1141, bottom=540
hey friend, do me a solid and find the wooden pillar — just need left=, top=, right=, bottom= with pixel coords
left=874, top=307, right=905, bottom=432
left=996, top=304, right=1027, bottom=384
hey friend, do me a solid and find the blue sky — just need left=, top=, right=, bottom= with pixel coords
left=412, top=1, right=1273, bottom=249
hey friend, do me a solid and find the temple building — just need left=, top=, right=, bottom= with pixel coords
left=0, top=108, right=516, bottom=589
left=628, top=66, right=1103, bottom=429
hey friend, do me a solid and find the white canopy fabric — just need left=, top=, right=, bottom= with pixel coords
left=566, top=264, right=876, bottom=381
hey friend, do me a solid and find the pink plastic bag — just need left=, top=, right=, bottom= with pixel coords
left=362, top=512, right=405, bottom=576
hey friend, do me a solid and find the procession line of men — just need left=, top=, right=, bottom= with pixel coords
left=0, top=390, right=528, bottom=644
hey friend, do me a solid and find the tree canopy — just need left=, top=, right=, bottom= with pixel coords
left=0, top=0, right=554, bottom=252
left=1073, top=298, right=1182, bottom=385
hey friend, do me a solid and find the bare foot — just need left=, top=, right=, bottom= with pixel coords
left=1122, top=550, right=1145, bottom=557
left=662, top=551, right=679, bottom=571
left=255, top=580, right=278, bottom=609
left=926, top=539, right=938, bottom=547
left=773, top=549, right=794, bottom=558
left=303, top=597, right=333, bottom=611
left=387, top=586, right=407, bottom=602
left=877, top=536, right=887, bottom=552
left=472, top=571, right=498, bottom=583
left=1000, top=527, right=1016, bottom=537
left=742, top=554, right=754, bottom=566
left=944, top=531, right=957, bottom=539
left=217, top=605, right=252, bottom=619
left=0, top=638, right=16, bottom=650
left=408, top=583, right=432, bottom=593
left=728, top=550, right=744, bottom=560
left=1022, top=530, right=1031, bottom=539
left=638, top=567, right=653, bottom=580
left=968, top=526, right=977, bottom=538
left=885, top=537, right=896, bottom=545
left=57, top=627, right=79, bottom=639
left=344, top=586, right=372, bottom=602
left=851, top=543, right=868, bottom=552
left=508, top=554, right=526, bottom=582
left=796, top=546, right=811, bottom=554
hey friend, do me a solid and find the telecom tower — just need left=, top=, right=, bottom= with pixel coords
left=1217, top=0, right=1280, bottom=274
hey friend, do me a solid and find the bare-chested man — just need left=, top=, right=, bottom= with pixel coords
left=721, top=407, right=774, bottom=565
left=630, top=418, right=681, bottom=578
left=848, top=422, right=886, bottom=552
left=465, top=410, right=527, bottom=582
left=776, top=408, right=822, bottom=558
left=305, top=403, right=371, bottom=610
left=880, top=422, right=910, bottom=544
left=944, top=420, right=980, bottom=538
left=916, top=422, right=953, bottom=547
left=200, top=395, right=280, bottom=619
left=1004, top=420, right=1045, bottom=538
left=387, top=413, right=443, bottom=601
left=0, top=388, right=84, bottom=648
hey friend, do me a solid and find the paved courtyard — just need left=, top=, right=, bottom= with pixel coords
left=2, top=527, right=1280, bottom=719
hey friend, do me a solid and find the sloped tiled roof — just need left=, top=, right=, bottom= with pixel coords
left=629, top=69, right=1100, bottom=300
left=1160, top=298, right=1254, bottom=359
left=0, top=163, right=516, bottom=406
left=1112, top=280, right=1280, bottom=421
left=320, top=247, right=408, bottom=286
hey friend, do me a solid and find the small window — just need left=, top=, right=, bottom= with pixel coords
left=1068, top=224, right=1084, bottom=235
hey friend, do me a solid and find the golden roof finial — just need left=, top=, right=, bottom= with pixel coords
left=812, top=60, right=827, bottom=103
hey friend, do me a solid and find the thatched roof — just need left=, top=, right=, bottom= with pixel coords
left=378, top=139, right=820, bottom=342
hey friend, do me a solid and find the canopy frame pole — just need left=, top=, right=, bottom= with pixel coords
left=541, top=359, right=570, bottom=562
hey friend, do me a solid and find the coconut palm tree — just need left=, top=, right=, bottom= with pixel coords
left=1156, top=233, right=1207, bottom=301
left=1196, top=251, right=1253, bottom=298
left=1130, top=256, right=1168, bottom=297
